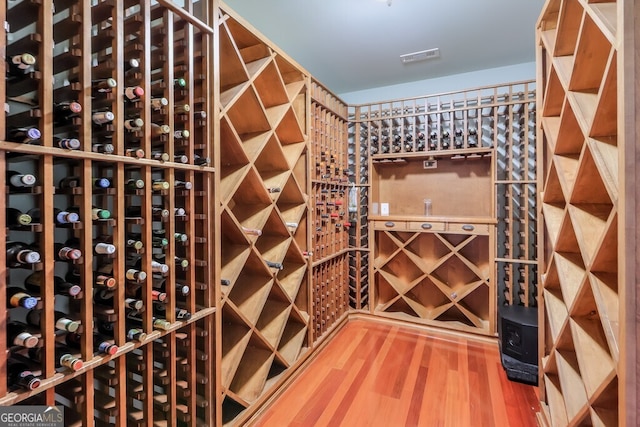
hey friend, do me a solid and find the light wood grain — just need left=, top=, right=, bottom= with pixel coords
left=251, top=320, right=539, bottom=427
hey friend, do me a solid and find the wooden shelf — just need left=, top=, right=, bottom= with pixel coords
left=537, top=0, right=631, bottom=424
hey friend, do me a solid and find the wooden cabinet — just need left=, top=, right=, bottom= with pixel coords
left=536, top=0, right=638, bottom=425
left=372, top=215, right=495, bottom=335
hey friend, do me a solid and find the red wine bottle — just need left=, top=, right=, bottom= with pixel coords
left=64, top=332, right=119, bottom=356
left=24, top=271, right=82, bottom=297
left=6, top=286, right=38, bottom=309
left=26, top=309, right=80, bottom=333
left=6, top=359, right=40, bottom=390
left=53, top=101, right=82, bottom=125
left=28, top=346, right=83, bottom=371
left=6, top=321, right=39, bottom=348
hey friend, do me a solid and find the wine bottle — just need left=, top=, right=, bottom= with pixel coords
left=6, top=321, right=39, bottom=348
left=173, top=154, right=188, bottom=163
left=174, top=130, right=189, bottom=139
left=94, top=242, right=116, bottom=255
left=124, top=118, right=144, bottom=131
left=154, top=278, right=189, bottom=297
left=125, top=147, right=145, bottom=158
left=27, top=207, right=80, bottom=225
left=174, top=104, right=190, bottom=114
left=174, top=207, right=186, bottom=216
left=64, top=332, right=119, bottom=356
left=92, top=78, right=117, bottom=94
left=151, top=151, right=170, bottom=162
left=6, top=287, right=38, bottom=309
left=28, top=346, right=83, bottom=371
left=94, top=289, right=144, bottom=310
left=7, top=127, right=41, bottom=144
left=126, top=179, right=145, bottom=190
left=125, top=268, right=147, bottom=283
left=54, top=243, right=82, bottom=261
left=151, top=123, right=170, bottom=136
left=125, top=205, right=169, bottom=218
left=174, top=180, right=192, bottom=190
left=174, top=232, right=188, bottom=243
left=154, top=304, right=191, bottom=321
left=241, top=226, right=262, bottom=236
left=58, top=176, right=81, bottom=189
left=92, top=207, right=111, bottom=220
left=150, top=97, right=168, bottom=110
left=53, top=101, right=82, bottom=125
left=126, top=311, right=171, bottom=331
left=6, top=241, right=41, bottom=268
left=151, top=180, right=170, bottom=191
left=54, top=137, right=81, bottom=150
left=264, top=259, right=283, bottom=270
left=193, top=110, right=207, bottom=120
left=6, top=208, right=32, bottom=226
left=24, top=272, right=82, bottom=297
left=7, top=53, right=36, bottom=76
left=66, top=268, right=117, bottom=289
left=126, top=284, right=167, bottom=302
left=193, top=154, right=210, bottom=166
left=26, top=309, right=80, bottom=333
left=124, top=86, right=144, bottom=101
left=6, top=359, right=41, bottom=391
left=6, top=171, right=36, bottom=188
left=92, top=111, right=115, bottom=125
left=126, top=238, right=144, bottom=251
left=93, top=177, right=111, bottom=188
left=174, top=78, right=187, bottom=88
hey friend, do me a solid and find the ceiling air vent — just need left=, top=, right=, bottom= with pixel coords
left=400, top=48, right=440, bottom=64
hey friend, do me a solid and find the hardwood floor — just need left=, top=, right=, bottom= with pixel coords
left=251, top=319, right=540, bottom=427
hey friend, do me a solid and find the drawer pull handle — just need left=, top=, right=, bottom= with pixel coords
left=421, top=223, right=432, bottom=230
left=462, top=224, right=475, bottom=231
left=384, top=221, right=395, bottom=227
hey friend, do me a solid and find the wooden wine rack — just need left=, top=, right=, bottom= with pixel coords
left=1, top=0, right=216, bottom=425
left=536, top=0, right=637, bottom=425
left=217, top=6, right=311, bottom=425
left=351, top=83, right=538, bottom=336
left=309, top=79, right=350, bottom=341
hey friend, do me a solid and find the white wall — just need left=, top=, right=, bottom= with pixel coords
left=339, top=62, right=536, bottom=105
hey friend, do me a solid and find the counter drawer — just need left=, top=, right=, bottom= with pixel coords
left=407, top=221, right=446, bottom=232
left=373, top=220, right=406, bottom=230
left=447, top=222, right=490, bottom=235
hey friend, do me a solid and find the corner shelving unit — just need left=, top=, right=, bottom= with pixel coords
left=536, top=0, right=638, bottom=425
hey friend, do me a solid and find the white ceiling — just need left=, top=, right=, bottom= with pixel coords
left=221, top=0, right=545, bottom=95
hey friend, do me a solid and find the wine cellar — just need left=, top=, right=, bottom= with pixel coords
left=0, top=0, right=637, bottom=425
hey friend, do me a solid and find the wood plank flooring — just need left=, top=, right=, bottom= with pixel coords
left=251, top=319, right=540, bottom=427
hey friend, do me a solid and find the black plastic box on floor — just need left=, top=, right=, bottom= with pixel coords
left=498, top=305, right=538, bottom=386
